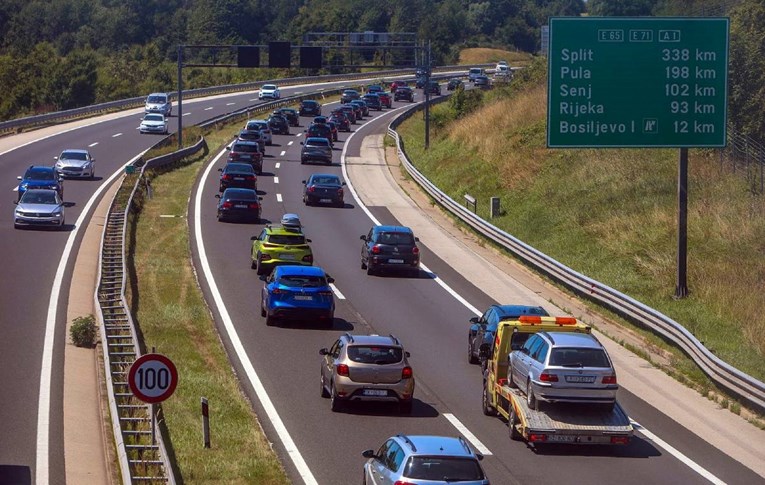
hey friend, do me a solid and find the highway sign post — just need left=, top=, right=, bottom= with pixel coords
left=547, top=17, right=729, bottom=298
left=128, top=353, right=178, bottom=445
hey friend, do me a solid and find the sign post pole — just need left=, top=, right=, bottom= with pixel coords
left=676, top=148, right=689, bottom=298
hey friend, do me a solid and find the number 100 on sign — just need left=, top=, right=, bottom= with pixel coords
left=128, top=353, right=178, bottom=403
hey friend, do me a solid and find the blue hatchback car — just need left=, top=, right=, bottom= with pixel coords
left=260, top=265, right=335, bottom=327
left=17, top=166, right=63, bottom=201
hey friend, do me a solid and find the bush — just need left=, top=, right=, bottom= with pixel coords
left=70, top=315, right=97, bottom=348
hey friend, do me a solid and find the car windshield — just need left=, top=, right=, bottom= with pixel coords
left=246, top=122, right=263, bottom=131
left=347, top=346, right=402, bottom=364
left=26, top=169, right=55, bottom=180
left=147, top=95, right=166, bottom=103
left=404, top=456, right=484, bottom=481
left=278, top=275, right=325, bottom=288
left=60, top=151, right=87, bottom=161
left=144, top=114, right=163, bottom=121
left=303, top=101, right=318, bottom=106
left=224, top=190, right=257, bottom=200
left=470, top=68, right=482, bottom=74
left=233, top=144, right=259, bottom=153
left=550, top=348, right=610, bottom=367
left=267, top=234, right=306, bottom=245
left=375, top=231, right=414, bottom=245
left=262, top=85, right=277, bottom=90
left=21, top=191, right=58, bottom=204
left=310, top=176, right=340, bottom=185
left=225, top=164, right=254, bottom=173
left=307, top=139, right=329, bottom=147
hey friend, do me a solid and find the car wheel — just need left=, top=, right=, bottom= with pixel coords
left=366, top=263, right=375, bottom=275
left=256, top=256, right=266, bottom=275
left=399, top=400, right=413, bottom=415
left=260, top=301, right=266, bottom=317
left=527, top=380, right=539, bottom=411
left=482, top=381, right=496, bottom=416
left=265, top=314, right=275, bottom=326
left=330, top=383, right=344, bottom=412
left=468, top=341, right=479, bottom=365
left=360, top=258, right=367, bottom=270
left=508, top=404, right=523, bottom=441
left=320, top=374, right=330, bottom=398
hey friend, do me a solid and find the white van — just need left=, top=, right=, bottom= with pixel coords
left=145, top=92, right=172, bottom=116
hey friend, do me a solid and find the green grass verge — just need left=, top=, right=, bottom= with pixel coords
left=128, top=128, right=289, bottom=483
left=396, top=84, right=765, bottom=387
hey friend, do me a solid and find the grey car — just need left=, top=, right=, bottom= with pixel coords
left=362, top=434, right=489, bottom=485
left=13, top=189, right=65, bottom=229
left=54, top=149, right=95, bottom=179
left=144, top=92, right=171, bottom=116
left=508, top=331, right=619, bottom=410
left=300, top=137, right=333, bottom=165
left=139, top=113, right=168, bottom=134
left=360, top=225, right=420, bottom=276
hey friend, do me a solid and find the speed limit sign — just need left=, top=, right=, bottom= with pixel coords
left=128, top=353, right=178, bottom=403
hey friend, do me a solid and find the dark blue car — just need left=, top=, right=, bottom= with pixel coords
left=17, top=166, right=63, bottom=201
left=260, top=265, right=335, bottom=327
left=467, top=304, right=549, bottom=366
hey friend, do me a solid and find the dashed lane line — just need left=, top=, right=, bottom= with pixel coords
left=276, top=193, right=283, bottom=202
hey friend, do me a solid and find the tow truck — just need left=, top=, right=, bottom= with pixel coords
left=481, top=316, right=633, bottom=445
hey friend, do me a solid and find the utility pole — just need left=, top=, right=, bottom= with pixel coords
left=424, top=40, right=431, bottom=149
left=177, top=46, right=184, bottom=149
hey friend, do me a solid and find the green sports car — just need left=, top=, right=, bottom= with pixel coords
left=251, top=225, right=314, bottom=275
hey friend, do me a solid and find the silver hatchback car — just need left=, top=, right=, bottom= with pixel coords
left=508, top=331, right=618, bottom=410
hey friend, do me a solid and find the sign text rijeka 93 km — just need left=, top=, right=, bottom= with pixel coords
left=547, top=17, right=729, bottom=148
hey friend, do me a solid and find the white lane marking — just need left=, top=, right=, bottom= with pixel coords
left=13, top=186, right=18, bottom=192
left=88, top=142, right=99, bottom=147
left=36, top=152, right=147, bottom=485
left=288, top=141, right=293, bottom=146
left=194, top=147, right=319, bottom=485
left=205, top=107, right=214, bottom=111
left=249, top=98, right=258, bottom=102
left=276, top=193, right=283, bottom=203
left=112, top=133, right=122, bottom=138
left=296, top=133, right=303, bottom=137
left=226, top=102, right=236, bottom=106
left=329, top=283, right=346, bottom=300
left=280, top=151, right=286, bottom=157
left=183, top=112, right=191, bottom=117
left=295, top=91, right=303, bottom=95
left=275, top=163, right=281, bottom=169
left=443, top=413, right=492, bottom=455
left=274, top=177, right=279, bottom=184
left=630, top=420, right=726, bottom=485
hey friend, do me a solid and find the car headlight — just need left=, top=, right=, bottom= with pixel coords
left=55, top=161, right=64, bottom=168
left=51, top=185, right=59, bottom=190
left=53, top=211, right=63, bottom=218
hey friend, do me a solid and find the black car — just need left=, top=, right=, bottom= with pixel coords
left=313, top=116, right=328, bottom=124
left=360, top=225, right=420, bottom=276
left=302, top=173, right=345, bottom=207
left=338, top=105, right=357, bottom=124
left=394, top=86, right=414, bottom=102
left=329, top=113, right=350, bottom=132
left=340, top=89, right=360, bottom=104
left=299, top=100, right=322, bottom=117
left=300, top=137, right=333, bottom=165
left=362, top=93, right=382, bottom=111
left=275, top=107, right=299, bottom=126
left=467, top=305, right=549, bottom=366
left=218, top=163, right=257, bottom=192
left=425, top=81, right=441, bottom=96
left=226, top=141, right=263, bottom=173
left=447, top=78, right=464, bottom=91
left=267, top=113, right=290, bottom=135
left=350, top=99, right=369, bottom=117
left=216, top=188, right=262, bottom=222
left=306, top=123, right=333, bottom=146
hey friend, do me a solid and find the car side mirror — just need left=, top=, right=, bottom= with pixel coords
left=405, top=351, right=411, bottom=358
left=319, top=348, right=329, bottom=355
left=306, top=238, right=312, bottom=243
left=225, top=146, right=231, bottom=150
left=17, top=176, right=22, bottom=180
left=342, top=182, right=346, bottom=186
left=360, top=235, right=367, bottom=241
left=250, top=236, right=257, bottom=241
left=476, top=453, right=484, bottom=461
left=302, top=180, right=306, bottom=184
left=469, top=316, right=479, bottom=324
left=13, top=200, right=18, bottom=205
left=326, top=277, right=335, bottom=284
left=218, top=168, right=223, bottom=172
left=258, top=197, right=263, bottom=200
left=215, top=194, right=221, bottom=199
left=300, top=141, right=304, bottom=145
left=478, top=343, right=490, bottom=358
left=361, top=449, right=376, bottom=459
left=414, top=237, right=420, bottom=242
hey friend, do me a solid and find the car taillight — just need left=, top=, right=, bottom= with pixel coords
left=308, top=186, right=315, bottom=192
left=528, top=433, right=547, bottom=443
left=610, top=436, right=630, bottom=445
left=222, top=174, right=232, bottom=181
left=412, top=246, right=419, bottom=255
left=246, top=175, right=256, bottom=181
left=602, top=375, right=617, bottom=385
left=393, top=482, right=417, bottom=485
left=271, top=288, right=283, bottom=294
left=337, top=188, right=343, bottom=197
left=371, top=245, right=381, bottom=254
left=248, top=203, right=260, bottom=209
left=539, top=372, right=558, bottom=382
left=401, top=366, right=413, bottom=379
left=259, top=253, right=271, bottom=261
left=230, top=153, right=239, bottom=159
left=337, top=364, right=349, bottom=376
left=302, top=254, right=313, bottom=263
left=222, top=201, right=233, bottom=209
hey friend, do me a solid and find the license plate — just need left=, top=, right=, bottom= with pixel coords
left=293, top=295, right=313, bottom=301
left=565, top=375, right=596, bottom=383
left=280, top=254, right=296, bottom=260
left=363, top=389, right=387, bottom=396
left=547, top=434, right=576, bottom=443
left=234, top=177, right=244, bottom=181
left=319, top=198, right=332, bottom=203
left=388, top=259, right=404, bottom=264
left=234, top=205, right=247, bottom=209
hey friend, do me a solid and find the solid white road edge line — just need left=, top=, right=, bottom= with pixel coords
left=443, top=413, right=492, bottom=455
left=195, top=147, right=319, bottom=485
left=630, top=420, right=726, bottom=485
left=340, top=103, right=725, bottom=485
left=329, top=283, right=346, bottom=300
left=37, top=152, right=146, bottom=485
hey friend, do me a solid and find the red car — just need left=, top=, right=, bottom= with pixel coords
left=326, top=121, right=339, bottom=142
left=377, top=91, right=392, bottom=108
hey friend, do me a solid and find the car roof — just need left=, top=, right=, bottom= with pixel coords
left=494, top=305, right=549, bottom=318
left=309, top=173, right=339, bottom=179
left=23, top=188, right=58, bottom=195
left=148, top=92, right=168, bottom=97
left=262, top=84, right=277, bottom=89
left=343, top=334, right=402, bottom=346
left=224, top=163, right=254, bottom=171
left=374, top=225, right=413, bottom=233
left=27, top=165, right=56, bottom=172
left=397, top=435, right=476, bottom=457
left=540, top=331, right=601, bottom=348
left=60, top=149, right=89, bottom=155
left=265, top=225, right=305, bottom=235
left=274, top=265, right=325, bottom=277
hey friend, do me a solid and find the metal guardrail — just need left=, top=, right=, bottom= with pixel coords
left=0, top=64, right=489, bottom=135
left=387, top=100, right=765, bottom=413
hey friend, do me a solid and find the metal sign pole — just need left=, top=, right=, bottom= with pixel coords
left=675, top=147, right=689, bottom=298
left=177, top=46, right=184, bottom=149
left=151, top=403, right=156, bottom=445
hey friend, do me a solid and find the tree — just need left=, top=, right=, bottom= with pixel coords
left=588, top=0, right=658, bottom=16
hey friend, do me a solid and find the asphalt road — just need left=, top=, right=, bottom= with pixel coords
left=0, top=78, right=760, bottom=484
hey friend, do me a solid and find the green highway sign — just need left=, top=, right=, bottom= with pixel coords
left=547, top=17, right=729, bottom=148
